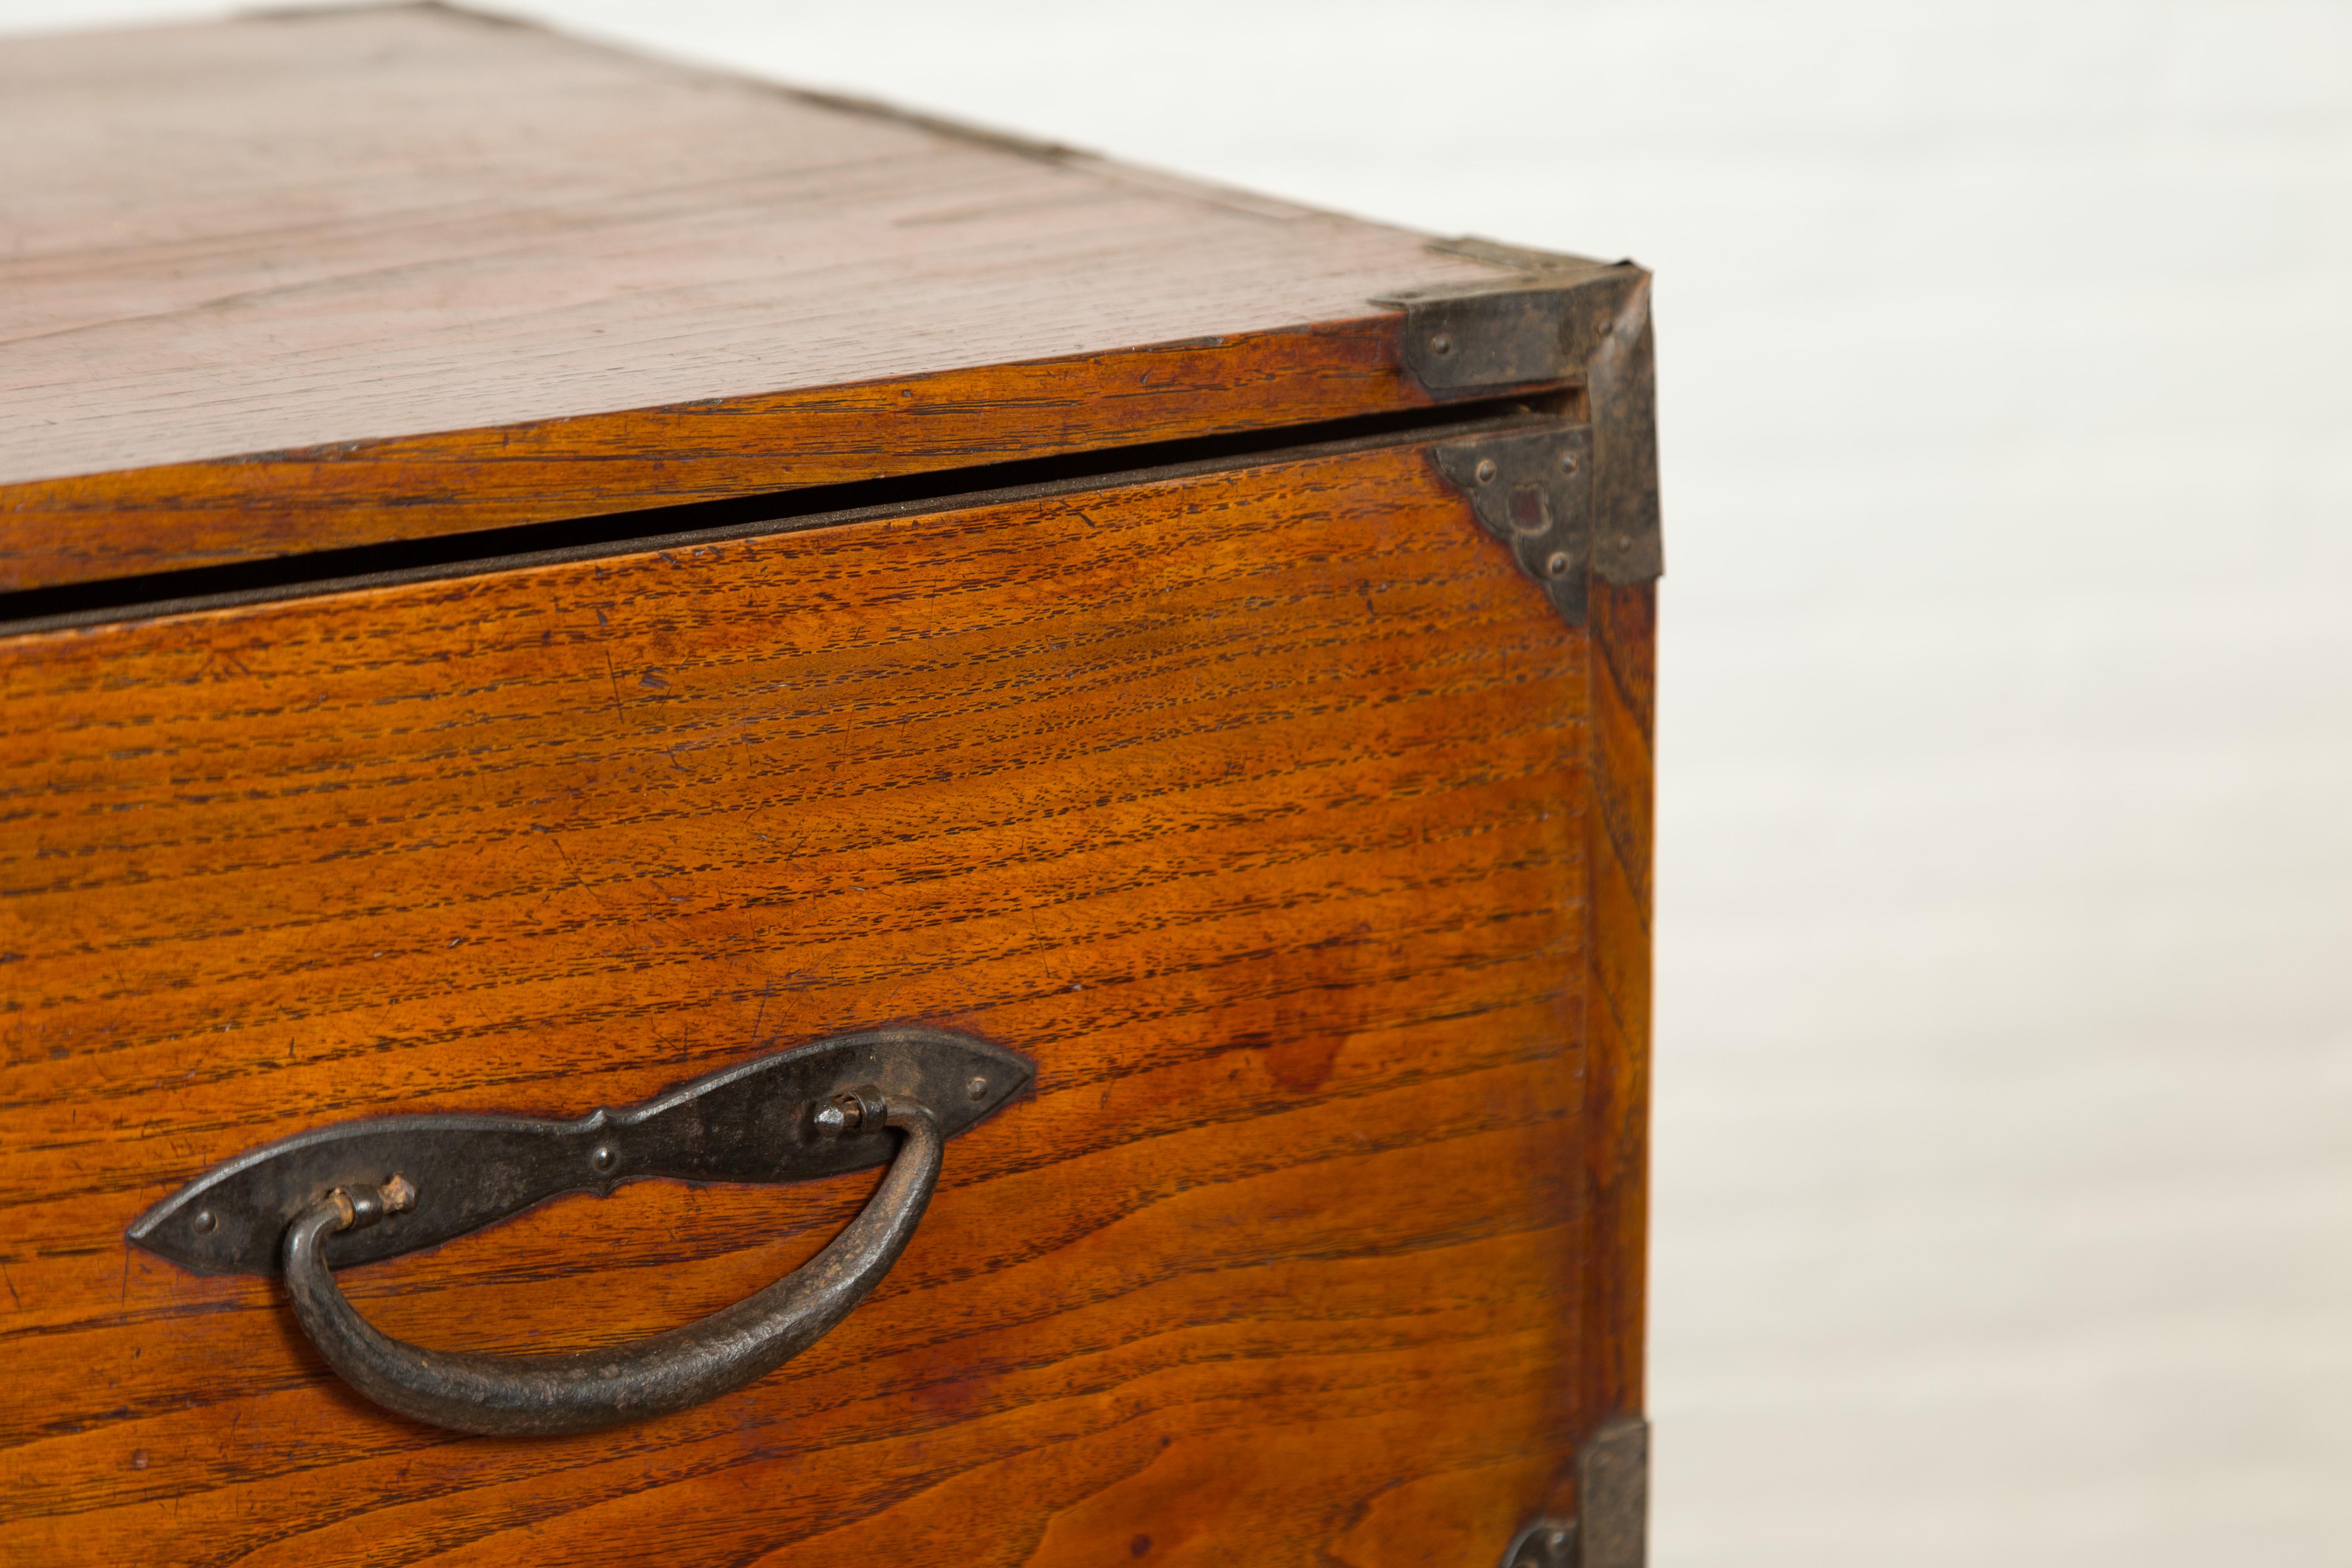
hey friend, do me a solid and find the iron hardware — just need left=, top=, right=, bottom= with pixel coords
left=1387, top=240, right=1661, bottom=622
left=1501, top=1516, right=1578, bottom=1567
left=1499, top=1415, right=1649, bottom=1567
left=1577, top=1415, right=1650, bottom=1568
left=1375, top=251, right=1642, bottom=398
left=1435, top=423, right=1596, bottom=623
left=129, top=1027, right=1029, bottom=1435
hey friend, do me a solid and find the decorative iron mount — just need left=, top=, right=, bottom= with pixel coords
left=1434, top=425, right=1592, bottom=625
left=1501, top=1416, right=1650, bottom=1568
left=1379, top=240, right=1662, bottom=625
left=128, top=1027, right=1030, bottom=1436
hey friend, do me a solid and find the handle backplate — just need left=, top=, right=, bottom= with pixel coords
left=128, top=1025, right=1029, bottom=1276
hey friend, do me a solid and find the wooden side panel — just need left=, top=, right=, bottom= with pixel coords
left=0, top=440, right=1624, bottom=1564
left=1578, top=582, right=1656, bottom=1426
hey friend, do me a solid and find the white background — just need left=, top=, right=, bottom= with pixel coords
left=7, top=3, right=2350, bottom=1563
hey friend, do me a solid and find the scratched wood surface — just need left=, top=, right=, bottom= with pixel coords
left=0, top=437, right=1647, bottom=1565
left=0, top=4, right=1526, bottom=591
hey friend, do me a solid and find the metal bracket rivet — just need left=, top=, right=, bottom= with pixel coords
left=590, top=1145, right=616, bottom=1172
left=814, top=1092, right=872, bottom=1137
left=1474, top=458, right=1498, bottom=484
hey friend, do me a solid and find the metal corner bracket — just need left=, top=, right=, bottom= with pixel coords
left=1500, top=1415, right=1649, bottom=1568
left=1374, top=240, right=1641, bottom=399
left=1434, top=424, right=1594, bottom=625
left=1389, top=239, right=1662, bottom=622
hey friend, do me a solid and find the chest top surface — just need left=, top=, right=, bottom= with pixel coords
left=0, top=3, right=1561, bottom=595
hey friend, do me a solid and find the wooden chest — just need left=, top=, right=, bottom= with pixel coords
left=0, top=8, right=1658, bottom=1565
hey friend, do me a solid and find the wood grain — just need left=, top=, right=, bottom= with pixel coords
left=0, top=436, right=1645, bottom=1564
left=0, top=321, right=1438, bottom=595
left=0, top=5, right=1528, bottom=592
left=1578, top=582, right=1656, bottom=1425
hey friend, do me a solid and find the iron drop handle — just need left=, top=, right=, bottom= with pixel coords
left=128, top=1028, right=1028, bottom=1437
left=284, top=1093, right=937, bottom=1437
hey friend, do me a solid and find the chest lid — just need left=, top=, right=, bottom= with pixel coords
left=0, top=3, right=1635, bottom=600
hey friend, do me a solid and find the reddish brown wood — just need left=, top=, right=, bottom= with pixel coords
left=1579, top=580, right=1657, bottom=1426
left=0, top=5, right=1530, bottom=593
left=0, top=321, right=1433, bottom=592
left=0, top=436, right=1646, bottom=1565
